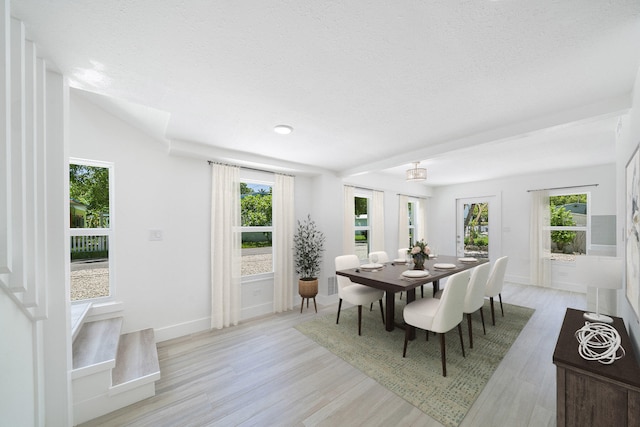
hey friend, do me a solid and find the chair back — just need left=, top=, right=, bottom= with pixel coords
left=463, top=262, right=491, bottom=313
left=368, top=251, right=389, bottom=263
left=432, top=270, right=470, bottom=332
left=398, top=248, right=408, bottom=260
left=335, top=255, right=360, bottom=293
left=485, top=256, right=508, bottom=297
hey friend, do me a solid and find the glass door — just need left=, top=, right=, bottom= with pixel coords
left=456, top=197, right=493, bottom=259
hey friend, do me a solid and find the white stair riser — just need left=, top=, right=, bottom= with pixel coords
left=71, top=359, right=115, bottom=380
left=73, top=370, right=113, bottom=402
left=110, top=372, right=161, bottom=396
left=73, top=383, right=156, bottom=425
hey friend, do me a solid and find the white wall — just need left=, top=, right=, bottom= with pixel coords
left=70, top=90, right=329, bottom=338
left=71, top=91, right=212, bottom=340
left=618, top=66, right=640, bottom=358
left=0, top=296, right=35, bottom=426
left=429, top=163, right=617, bottom=291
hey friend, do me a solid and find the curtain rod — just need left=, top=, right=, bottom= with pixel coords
left=346, top=184, right=379, bottom=192
left=527, top=184, right=599, bottom=192
left=397, top=193, right=428, bottom=199
left=207, top=160, right=293, bottom=177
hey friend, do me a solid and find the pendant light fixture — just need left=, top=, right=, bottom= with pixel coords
left=406, top=161, right=427, bottom=181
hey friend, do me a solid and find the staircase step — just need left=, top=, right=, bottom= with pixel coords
left=111, top=328, right=160, bottom=394
left=72, top=317, right=123, bottom=378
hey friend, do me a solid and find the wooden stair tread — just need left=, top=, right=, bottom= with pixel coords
left=73, top=317, right=123, bottom=370
left=112, top=328, right=160, bottom=387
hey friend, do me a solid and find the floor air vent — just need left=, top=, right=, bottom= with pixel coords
left=328, top=276, right=337, bottom=295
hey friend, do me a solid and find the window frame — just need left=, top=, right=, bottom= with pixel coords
left=408, top=199, right=417, bottom=245
left=354, top=192, right=371, bottom=261
left=547, top=190, right=590, bottom=262
left=240, top=179, right=274, bottom=278
left=69, top=158, right=115, bottom=303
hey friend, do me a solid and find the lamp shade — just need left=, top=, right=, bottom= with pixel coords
left=575, top=256, right=622, bottom=290
left=406, top=162, right=427, bottom=181
left=576, top=255, right=622, bottom=323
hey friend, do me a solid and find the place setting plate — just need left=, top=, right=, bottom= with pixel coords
left=360, top=263, right=384, bottom=271
left=458, top=257, right=478, bottom=263
left=433, top=263, right=456, bottom=269
left=402, top=270, right=430, bottom=278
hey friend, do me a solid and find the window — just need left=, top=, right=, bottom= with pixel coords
left=69, top=160, right=113, bottom=301
left=549, top=193, right=588, bottom=261
left=240, top=181, right=273, bottom=276
left=408, top=200, right=417, bottom=245
left=355, top=195, right=370, bottom=260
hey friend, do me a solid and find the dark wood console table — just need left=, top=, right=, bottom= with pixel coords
left=553, top=308, right=640, bottom=427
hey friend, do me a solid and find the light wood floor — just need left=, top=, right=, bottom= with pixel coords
left=79, top=283, right=585, bottom=427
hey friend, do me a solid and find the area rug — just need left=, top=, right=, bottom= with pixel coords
left=295, top=298, right=534, bottom=427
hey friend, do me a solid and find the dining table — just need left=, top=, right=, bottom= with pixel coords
left=335, top=255, right=489, bottom=338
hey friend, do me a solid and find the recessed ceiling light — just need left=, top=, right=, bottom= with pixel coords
left=274, top=125, right=293, bottom=135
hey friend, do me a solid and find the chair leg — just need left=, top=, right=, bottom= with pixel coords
left=458, top=323, right=465, bottom=358
left=336, top=299, right=343, bottom=324
left=480, top=307, right=486, bottom=335
left=312, top=297, right=317, bottom=313
left=439, top=333, right=447, bottom=377
left=499, top=293, right=504, bottom=317
left=378, top=299, right=385, bottom=325
left=403, top=325, right=410, bottom=357
left=370, top=302, right=373, bottom=311
left=358, top=305, right=363, bottom=336
left=466, top=313, right=473, bottom=349
left=490, top=297, right=496, bottom=326
left=420, top=285, right=424, bottom=298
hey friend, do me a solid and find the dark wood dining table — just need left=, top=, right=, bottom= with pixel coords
left=335, top=255, right=489, bottom=337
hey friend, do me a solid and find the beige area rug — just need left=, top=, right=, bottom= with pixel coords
left=295, top=297, right=534, bottom=427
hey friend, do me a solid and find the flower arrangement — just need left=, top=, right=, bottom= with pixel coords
left=293, top=214, right=326, bottom=280
left=408, top=239, right=430, bottom=270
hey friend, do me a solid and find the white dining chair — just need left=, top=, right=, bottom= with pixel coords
left=485, top=256, right=509, bottom=326
left=368, top=251, right=389, bottom=263
left=397, top=247, right=426, bottom=299
left=463, top=262, right=491, bottom=348
left=367, top=251, right=390, bottom=310
left=335, top=255, right=385, bottom=335
left=402, top=269, right=470, bottom=377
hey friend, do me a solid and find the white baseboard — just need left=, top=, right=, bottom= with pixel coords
left=154, top=317, right=210, bottom=343
left=241, top=302, right=273, bottom=320
left=505, top=274, right=530, bottom=286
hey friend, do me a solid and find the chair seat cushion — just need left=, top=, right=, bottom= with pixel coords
left=403, top=297, right=440, bottom=331
left=340, top=284, right=384, bottom=306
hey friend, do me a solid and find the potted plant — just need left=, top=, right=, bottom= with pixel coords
left=293, top=214, right=325, bottom=311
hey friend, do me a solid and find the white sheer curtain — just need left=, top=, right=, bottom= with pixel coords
left=343, top=186, right=355, bottom=254
left=398, top=195, right=409, bottom=249
left=530, top=190, right=551, bottom=287
left=210, top=164, right=241, bottom=329
left=417, top=198, right=427, bottom=242
left=371, top=190, right=385, bottom=251
left=273, top=174, right=295, bottom=312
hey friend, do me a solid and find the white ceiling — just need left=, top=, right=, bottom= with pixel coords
left=11, top=1, right=640, bottom=185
